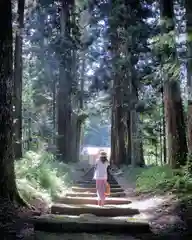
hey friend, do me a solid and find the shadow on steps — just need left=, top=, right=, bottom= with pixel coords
left=30, top=214, right=151, bottom=234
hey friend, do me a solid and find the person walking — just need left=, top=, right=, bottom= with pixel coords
left=93, top=151, right=110, bottom=206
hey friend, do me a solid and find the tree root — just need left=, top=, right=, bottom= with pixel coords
left=15, top=193, right=35, bottom=210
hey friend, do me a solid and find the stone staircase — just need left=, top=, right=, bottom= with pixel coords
left=29, top=167, right=151, bottom=237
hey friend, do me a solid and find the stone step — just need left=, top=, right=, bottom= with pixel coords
left=76, top=179, right=117, bottom=183
left=66, top=192, right=126, bottom=198
left=78, top=179, right=118, bottom=184
left=35, top=232, right=141, bottom=240
left=76, top=179, right=118, bottom=184
left=51, top=204, right=139, bottom=217
left=83, top=168, right=94, bottom=178
left=83, top=178, right=117, bottom=183
left=72, top=186, right=124, bottom=193
left=30, top=214, right=151, bottom=234
left=55, top=196, right=131, bottom=205
left=74, top=183, right=120, bottom=188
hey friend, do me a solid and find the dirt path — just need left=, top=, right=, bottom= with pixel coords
left=112, top=169, right=188, bottom=238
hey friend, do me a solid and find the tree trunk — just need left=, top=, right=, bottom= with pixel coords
left=130, top=109, right=142, bottom=166
left=161, top=88, right=167, bottom=164
left=110, top=16, right=121, bottom=166
left=138, top=112, right=145, bottom=166
left=129, top=70, right=144, bottom=167
left=159, top=103, right=163, bottom=165
left=76, top=118, right=82, bottom=161
left=14, top=0, right=25, bottom=159
left=164, top=80, right=187, bottom=167
left=116, top=88, right=126, bottom=165
left=139, top=139, right=145, bottom=167
left=70, top=113, right=78, bottom=162
left=125, top=110, right=132, bottom=165
left=111, top=76, right=126, bottom=166
left=0, top=0, right=20, bottom=200
left=110, top=94, right=116, bottom=165
left=110, top=0, right=145, bottom=167
left=160, top=0, right=187, bottom=168
left=57, top=0, right=73, bottom=161
left=71, top=114, right=84, bottom=162
left=52, top=75, right=56, bottom=145
left=110, top=45, right=128, bottom=166
left=76, top=50, right=86, bottom=162
left=186, top=1, right=192, bottom=162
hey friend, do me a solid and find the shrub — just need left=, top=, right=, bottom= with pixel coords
left=122, top=165, right=192, bottom=196
left=15, top=151, right=73, bottom=204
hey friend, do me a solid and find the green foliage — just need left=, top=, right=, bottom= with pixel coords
left=136, top=165, right=174, bottom=192
left=15, top=151, right=73, bottom=203
left=123, top=165, right=192, bottom=196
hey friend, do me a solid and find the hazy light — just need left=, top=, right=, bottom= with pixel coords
left=87, top=69, right=94, bottom=76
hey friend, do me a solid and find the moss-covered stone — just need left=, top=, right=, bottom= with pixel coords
left=30, top=214, right=150, bottom=234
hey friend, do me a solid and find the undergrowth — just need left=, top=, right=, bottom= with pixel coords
left=122, top=164, right=192, bottom=201
left=15, top=151, right=73, bottom=204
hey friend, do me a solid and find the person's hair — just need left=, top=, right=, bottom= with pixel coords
left=100, top=155, right=108, bottom=163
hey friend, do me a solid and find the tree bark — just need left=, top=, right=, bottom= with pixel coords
left=110, top=27, right=120, bottom=166
left=161, top=88, right=167, bottom=164
left=130, top=109, right=142, bottom=166
left=129, top=59, right=144, bottom=167
left=110, top=22, right=128, bottom=166
left=110, top=93, right=116, bottom=165
left=160, top=0, right=187, bottom=168
left=57, top=0, right=73, bottom=161
left=75, top=50, right=86, bottom=162
left=70, top=54, right=85, bottom=163
left=0, top=0, right=20, bottom=200
left=124, top=110, right=132, bottom=165
left=14, top=0, right=25, bottom=159
left=186, top=1, right=192, bottom=156
left=111, top=75, right=127, bottom=166
left=164, top=80, right=187, bottom=167
left=52, top=74, right=56, bottom=145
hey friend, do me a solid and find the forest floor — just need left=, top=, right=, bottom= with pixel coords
left=2, top=162, right=191, bottom=239
left=112, top=170, right=191, bottom=238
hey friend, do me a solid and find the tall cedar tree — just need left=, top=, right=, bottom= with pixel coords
left=186, top=1, right=192, bottom=155
left=14, top=0, right=25, bottom=159
left=0, top=0, right=20, bottom=200
left=160, top=0, right=187, bottom=168
left=57, top=0, right=74, bottom=161
left=110, top=0, right=148, bottom=166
